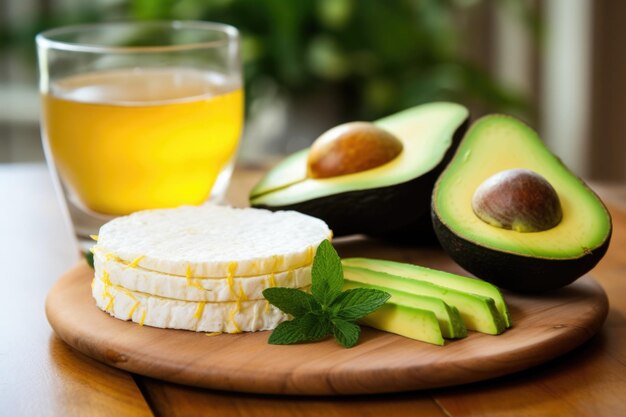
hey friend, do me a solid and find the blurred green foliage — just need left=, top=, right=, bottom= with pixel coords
left=3, top=0, right=538, bottom=120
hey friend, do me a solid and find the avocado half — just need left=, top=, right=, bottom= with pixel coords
left=250, top=102, right=469, bottom=237
left=432, top=115, right=612, bottom=292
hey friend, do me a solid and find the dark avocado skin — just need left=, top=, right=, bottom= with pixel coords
left=431, top=209, right=612, bottom=292
left=255, top=170, right=438, bottom=237
left=253, top=119, right=469, bottom=239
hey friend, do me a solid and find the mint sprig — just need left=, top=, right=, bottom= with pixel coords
left=263, top=240, right=390, bottom=348
left=84, top=251, right=95, bottom=269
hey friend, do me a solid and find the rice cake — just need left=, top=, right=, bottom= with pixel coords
left=92, top=275, right=290, bottom=333
left=94, top=251, right=311, bottom=302
left=94, top=205, right=331, bottom=277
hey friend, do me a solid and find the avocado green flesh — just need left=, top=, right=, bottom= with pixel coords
left=249, top=149, right=308, bottom=199
left=362, top=303, right=444, bottom=345
left=344, top=266, right=505, bottom=335
left=343, top=258, right=511, bottom=328
left=250, top=102, right=469, bottom=205
left=434, top=115, right=611, bottom=259
left=344, top=279, right=467, bottom=339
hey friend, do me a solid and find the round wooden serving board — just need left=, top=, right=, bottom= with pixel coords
left=46, top=261, right=609, bottom=396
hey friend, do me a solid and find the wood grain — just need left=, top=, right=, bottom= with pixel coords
left=0, top=165, right=153, bottom=417
left=46, top=256, right=608, bottom=395
left=3, top=165, right=625, bottom=416
left=138, top=378, right=446, bottom=417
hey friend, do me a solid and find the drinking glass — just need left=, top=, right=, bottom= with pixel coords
left=37, top=21, right=243, bottom=251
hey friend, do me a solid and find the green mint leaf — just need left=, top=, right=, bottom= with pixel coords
left=268, top=319, right=307, bottom=345
left=311, top=240, right=344, bottom=305
left=299, top=312, right=333, bottom=341
left=263, top=287, right=321, bottom=317
left=264, top=241, right=385, bottom=349
left=330, top=288, right=390, bottom=321
left=332, top=318, right=361, bottom=348
left=268, top=314, right=332, bottom=345
left=84, top=251, right=94, bottom=269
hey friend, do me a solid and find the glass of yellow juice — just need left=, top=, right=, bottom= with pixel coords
left=36, top=21, right=243, bottom=250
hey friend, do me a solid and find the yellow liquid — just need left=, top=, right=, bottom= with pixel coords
left=43, top=69, right=243, bottom=215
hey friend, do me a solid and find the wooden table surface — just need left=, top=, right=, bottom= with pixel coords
left=1, top=163, right=625, bottom=417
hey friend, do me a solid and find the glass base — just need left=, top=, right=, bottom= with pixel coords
left=49, top=159, right=237, bottom=254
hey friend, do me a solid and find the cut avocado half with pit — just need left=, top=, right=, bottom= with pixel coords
left=344, top=279, right=467, bottom=339
left=343, top=266, right=505, bottom=335
left=432, top=115, right=612, bottom=292
left=250, top=102, right=469, bottom=237
left=342, top=258, right=511, bottom=328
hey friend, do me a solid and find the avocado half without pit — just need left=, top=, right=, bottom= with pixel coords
left=432, top=115, right=612, bottom=292
left=250, top=102, right=470, bottom=238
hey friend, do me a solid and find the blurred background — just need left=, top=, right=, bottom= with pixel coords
left=0, top=0, right=624, bottom=182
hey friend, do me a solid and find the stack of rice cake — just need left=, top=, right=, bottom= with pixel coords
left=91, top=205, right=331, bottom=333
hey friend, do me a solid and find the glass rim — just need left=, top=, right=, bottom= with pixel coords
left=36, top=20, right=239, bottom=54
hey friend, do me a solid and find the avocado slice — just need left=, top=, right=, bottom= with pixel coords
left=362, top=303, right=444, bottom=346
left=343, top=279, right=467, bottom=339
left=343, top=266, right=505, bottom=335
left=250, top=102, right=469, bottom=237
left=342, top=258, right=511, bottom=328
left=432, top=115, right=612, bottom=292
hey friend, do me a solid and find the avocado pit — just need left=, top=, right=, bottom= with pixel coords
left=307, top=122, right=403, bottom=179
left=471, top=168, right=562, bottom=233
